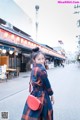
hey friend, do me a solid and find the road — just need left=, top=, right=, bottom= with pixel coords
left=0, top=63, right=80, bottom=120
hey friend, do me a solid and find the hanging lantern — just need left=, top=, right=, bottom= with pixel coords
left=9, top=50, right=13, bottom=54
left=2, top=49, right=6, bottom=54
left=15, top=51, right=18, bottom=56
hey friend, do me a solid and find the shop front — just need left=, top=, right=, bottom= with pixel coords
left=0, top=42, right=32, bottom=79
left=0, top=18, right=66, bottom=80
left=0, top=44, right=21, bottom=79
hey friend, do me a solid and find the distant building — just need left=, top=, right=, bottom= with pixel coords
left=0, top=0, right=32, bottom=35
left=66, top=52, right=76, bottom=63
left=53, top=46, right=66, bottom=56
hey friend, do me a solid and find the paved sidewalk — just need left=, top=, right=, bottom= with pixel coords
left=0, top=71, right=31, bottom=101
left=0, top=64, right=80, bottom=120
left=0, top=67, right=62, bottom=101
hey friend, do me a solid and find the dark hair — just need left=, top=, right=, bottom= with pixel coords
left=31, top=47, right=45, bottom=60
left=31, top=47, right=49, bottom=69
left=32, top=47, right=39, bottom=52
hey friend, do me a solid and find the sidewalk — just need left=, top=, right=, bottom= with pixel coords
left=0, top=66, right=66, bottom=101
left=0, top=71, right=31, bottom=101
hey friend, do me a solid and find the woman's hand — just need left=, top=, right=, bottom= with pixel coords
left=50, top=95, right=55, bottom=104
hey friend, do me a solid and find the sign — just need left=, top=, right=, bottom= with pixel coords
left=0, top=65, right=6, bottom=79
left=0, top=28, right=66, bottom=59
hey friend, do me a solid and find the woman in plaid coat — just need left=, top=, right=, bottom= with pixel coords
left=21, top=48, right=54, bottom=120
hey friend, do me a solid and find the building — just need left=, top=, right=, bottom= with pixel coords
left=0, top=18, right=66, bottom=75
left=0, top=0, right=32, bottom=35
left=0, top=0, right=66, bottom=79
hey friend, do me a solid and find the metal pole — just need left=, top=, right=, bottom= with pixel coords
left=35, top=5, right=39, bottom=41
left=77, top=19, right=80, bottom=27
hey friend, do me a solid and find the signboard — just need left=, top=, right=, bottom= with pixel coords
left=0, top=65, right=6, bottom=79
left=0, top=28, right=66, bottom=59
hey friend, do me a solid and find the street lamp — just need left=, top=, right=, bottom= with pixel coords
left=77, top=19, right=80, bottom=27
left=35, top=5, right=39, bottom=41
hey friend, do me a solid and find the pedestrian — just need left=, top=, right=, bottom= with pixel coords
left=21, top=47, right=54, bottom=120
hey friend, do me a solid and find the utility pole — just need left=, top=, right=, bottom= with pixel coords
left=77, top=19, right=80, bottom=27
left=35, top=5, right=39, bottom=41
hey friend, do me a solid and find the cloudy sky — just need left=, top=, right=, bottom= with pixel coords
left=13, top=0, right=80, bottom=53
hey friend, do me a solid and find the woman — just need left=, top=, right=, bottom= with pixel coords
left=21, top=47, right=54, bottom=120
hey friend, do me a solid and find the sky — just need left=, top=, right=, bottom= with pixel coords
left=1, top=0, right=80, bottom=53
left=13, top=0, right=80, bottom=53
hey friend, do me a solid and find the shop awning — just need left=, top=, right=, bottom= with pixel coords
left=0, top=45, right=14, bottom=51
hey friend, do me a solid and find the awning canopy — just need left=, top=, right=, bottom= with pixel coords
left=0, top=45, right=14, bottom=51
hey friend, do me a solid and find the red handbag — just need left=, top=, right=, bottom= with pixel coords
left=27, top=95, right=42, bottom=111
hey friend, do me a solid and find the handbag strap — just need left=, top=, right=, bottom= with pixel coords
left=29, top=78, right=32, bottom=93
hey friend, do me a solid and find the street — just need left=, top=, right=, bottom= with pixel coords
left=0, top=63, right=80, bottom=120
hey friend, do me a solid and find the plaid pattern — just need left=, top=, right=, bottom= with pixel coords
left=21, top=64, right=54, bottom=120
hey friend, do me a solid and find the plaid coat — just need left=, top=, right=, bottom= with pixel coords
left=21, top=64, right=54, bottom=120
